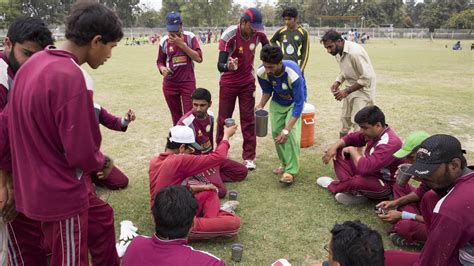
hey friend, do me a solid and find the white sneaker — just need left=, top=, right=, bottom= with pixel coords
left=335, top=192, right=368, bottom=205
left=244, top=160, right=256, bottom=170
left=221, top=200, right=240, bottom=213
left=317, top=176, right=334, bottom=188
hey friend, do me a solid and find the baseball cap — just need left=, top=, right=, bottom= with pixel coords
left=242, top=8, right=264, bottom=31
left=166, top=11, right=182, bottom=32
left=406, top=134, right=466, bottom=177
left=169, top=126, right=202, bottom=151
left=394, top=131, right=430, bottom=159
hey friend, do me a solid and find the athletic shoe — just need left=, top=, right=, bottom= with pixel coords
left=244, top=160, right=256, bottom=170
left=335, top=192, right=368, bottom=205
left=317, top=176, right=334, bottom=188
left=221, top=200, right=240, bottom=213
left=389, top=233, right=424, bottom=249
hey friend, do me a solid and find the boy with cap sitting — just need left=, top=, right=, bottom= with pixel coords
left=148, top=125, right=241, bottom=241
left=376, top=131, right=431, bottom=247
left=385, top=134, right=474, bottom=265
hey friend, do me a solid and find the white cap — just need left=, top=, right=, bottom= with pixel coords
left=169, top=126, right=195, bottom=144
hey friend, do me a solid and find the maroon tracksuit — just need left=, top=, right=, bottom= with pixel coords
left=328, top=127, right=403, bottom=199
left=385, top=171, right=474, bottom=266
left=178, top=110, right=248, bottom=197
left=122, top=235, right=225, bottom=266
left=157, top=31, right=202, bottom=125
left=7, top=47, right=106, bottom=265
left=148, top=140, right=240, bottom=240
left=0, top=52, right=14, bottom=111
left=217, top=25, right=268, bottom=161
left=388, top=182, right=431, bottom=243
left=91, top=104, right=129, bottom=190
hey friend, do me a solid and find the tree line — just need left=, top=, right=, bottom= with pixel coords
left=0, top=0, right=472, bottom=30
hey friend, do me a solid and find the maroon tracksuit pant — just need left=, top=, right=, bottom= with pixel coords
left=328, top=149, right=393, bottom=199
left=92, top=165, right=129, bottom=190
left=163, top=80, right=195, bottom=125
left=8, top=181, right=119, bottom=265
left=216, top=82, right=256, bottom=161
left=188, top=190, right=240, bottom=241
left=206, top=159, right=248, bottom=198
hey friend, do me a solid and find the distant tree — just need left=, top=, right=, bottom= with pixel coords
left=0, top=0, right=22, bottom=29
left=137, top=8, right=162, bottom=28
left=444, top=8, right=474, bottom=29
left=420, top=2, right=451, bottom=28
left=100, top=0, right=141, bottom=27
left=19, top=0, right=74, bottom=25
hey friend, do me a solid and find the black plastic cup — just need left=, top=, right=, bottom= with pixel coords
left=231, top=243, right=244, bottom=262
left=229, top=191, right=238, bottom=200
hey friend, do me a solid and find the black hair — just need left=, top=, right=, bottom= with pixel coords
left=152, top=186, right=199, bottom=239
left=260, top=44, right=283, bottom=64
left=7, top=17, right=54, bottom=47
left=191, top=88, right=212, bottom=103
left=321, top=29, right=343, bottom=43
left=354, top=105, right=386, bottom=126
left=282, top=7, right=298, bottom=18
left=330, top=220, right=384, bottom=266
left=65, top=1, right=123, bottom=46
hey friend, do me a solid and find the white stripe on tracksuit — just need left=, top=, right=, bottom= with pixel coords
left=61, top=215, right=80, bottom=266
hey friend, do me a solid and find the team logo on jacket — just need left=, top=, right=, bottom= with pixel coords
left=282, top=83, right=288, bottom=90
left=272, top=80, right=278, bottom=87
left=249, top=43, right=256, bottom=51
left=206, top=125, right=211, bottom=132
left=294, top=35, right=300, bottom=41
left=239, top=46, right=244, bottom=53
left=169, top=46, right=174, bottom=52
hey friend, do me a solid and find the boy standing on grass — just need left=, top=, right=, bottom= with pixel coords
left=255, top=45, right=306, bottom=184
left=216, top=8, right=269, bottom=170
left=6, top=2, right=123, bottom=264
left=0, top=17, right=53, bottom=265
left=321, top=29, right=376, bottom=138
left=270, top=7, right=309, bottom=73
left=178, top=88, right=248, bottom=198
left=157, top=11, right=202, bottom=125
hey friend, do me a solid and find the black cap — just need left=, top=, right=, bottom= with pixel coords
left=406, top=134, right=466, bottom=177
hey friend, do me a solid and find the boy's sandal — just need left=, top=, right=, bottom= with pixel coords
left=272, top=166, right=284, bottom=175
left=279, top=173, right=294, bottom=184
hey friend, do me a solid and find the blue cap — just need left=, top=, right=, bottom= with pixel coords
left=242, top=8, right=264, bottom=31
left=166, top=11, right=182, bottom=32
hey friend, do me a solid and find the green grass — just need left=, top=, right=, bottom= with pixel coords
left=87, top=38, right=474, bottom=265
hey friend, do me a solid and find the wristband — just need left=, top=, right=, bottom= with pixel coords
left=401, top=211, right=416, bottom=220
left=121, top=118, right=130, bottom=127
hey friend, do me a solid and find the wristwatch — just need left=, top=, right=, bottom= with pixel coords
left=282, top=129, right=289, bottom=136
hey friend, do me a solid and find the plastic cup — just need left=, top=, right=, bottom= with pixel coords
left=225, top=118, right=235, bottom=127
left=396, top=164, right=412, bottom=185
left=231, top=243, right=244, bottom=262
left=255, top=109, right=268, bottom=137
left=229, top=191, right=238, bottom=200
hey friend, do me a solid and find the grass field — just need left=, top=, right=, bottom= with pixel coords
left=88, top=38, right=473, bottom=265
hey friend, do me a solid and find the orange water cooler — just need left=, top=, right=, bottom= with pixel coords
left=300, top=103, right=315, bottom=148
